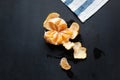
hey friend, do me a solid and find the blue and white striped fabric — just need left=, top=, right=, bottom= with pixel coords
left=61, top=0, right=109, bottom=22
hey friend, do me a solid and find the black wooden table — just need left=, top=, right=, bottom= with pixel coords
left=0, top=0, right=120, bottom=80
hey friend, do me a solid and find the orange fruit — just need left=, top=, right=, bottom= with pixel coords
left=43, top=12, right=80, bottom=46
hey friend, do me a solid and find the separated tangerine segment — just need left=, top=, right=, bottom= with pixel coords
left=60, top=57, right=71, bottom=70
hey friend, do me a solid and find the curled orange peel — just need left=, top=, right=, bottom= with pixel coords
left=69, top=22, right=80, bottom=39
left=43, top=13, right=60, bottom=31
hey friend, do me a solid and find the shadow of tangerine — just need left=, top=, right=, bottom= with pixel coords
left=66, top=19, right=75, bottom=27
left=62, top=69, right=74, bottom=78
left=70, top=34, right=83, bottom=43
left=45, top=42, right=66, bottom=51
left=61, top=69, right=80, bottom=80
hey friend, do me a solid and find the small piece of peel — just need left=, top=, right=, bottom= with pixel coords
left=73, top=42, right=87, bottom=59
left=63, top=41, right=75, bottom=50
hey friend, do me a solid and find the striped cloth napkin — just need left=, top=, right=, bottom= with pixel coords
left=61, top=0, right=109, bottom=22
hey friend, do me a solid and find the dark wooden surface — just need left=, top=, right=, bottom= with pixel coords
left=0, top=0, right=120, bottom=80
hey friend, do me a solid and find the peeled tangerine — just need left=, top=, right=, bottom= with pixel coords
left=43, top=12, right=79, bottom=45
left=60, top=57, right=71, bottom=70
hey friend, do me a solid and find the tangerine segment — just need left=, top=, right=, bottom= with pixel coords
left=56, top=33, right=63, bottom=45
left=61, top=29, right=73, bottom=36
left=44, top=31, right=58, bottom=45
left=69, top=22, right=80, bottom=39
left=60, top=57, right=71, bottom=70
left=43, top=13, right=60, bottom=31
left=47, top=18, right=67, bottom=31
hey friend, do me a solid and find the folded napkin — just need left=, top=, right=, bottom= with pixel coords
left=61, top=0, right=109, bottom=22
